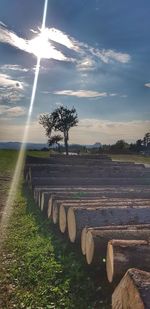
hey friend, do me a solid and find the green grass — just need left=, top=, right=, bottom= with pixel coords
left=1, top=186, right=106, bottom=309
left=0, top=150, right=111, bottom=308
left=0, top=150, right=19, bottom=175
left=110, top=154, right=150, bottom=164
left=27, top=150, right=50, bottom=158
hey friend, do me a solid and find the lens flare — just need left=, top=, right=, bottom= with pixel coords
left=0, top=0, right=48, bottom=246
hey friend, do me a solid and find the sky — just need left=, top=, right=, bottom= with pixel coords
left=0, top=0, right=150, bottom=145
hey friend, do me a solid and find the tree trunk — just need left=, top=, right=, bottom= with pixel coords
left=64, top=131, right=69, bottom=156
left=67, top=206, right=150, bottom=243
left=112, top=268, right=150, bottom=309
left=106, top=239, right=150, bottom=283
left=85, top=228, right=150, bottom=265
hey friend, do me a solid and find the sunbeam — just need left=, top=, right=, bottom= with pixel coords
left=0, top=0, right=49, bottom=246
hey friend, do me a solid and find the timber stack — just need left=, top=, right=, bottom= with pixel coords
left=24, top=154, right=150, bottom=308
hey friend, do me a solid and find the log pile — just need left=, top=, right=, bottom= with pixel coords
left=24, top=154, right=150, bottom=308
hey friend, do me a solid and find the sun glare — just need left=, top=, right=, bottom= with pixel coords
left=0, top=0, right=48, bottom=247
left=30, top=29, right=51, bottom=58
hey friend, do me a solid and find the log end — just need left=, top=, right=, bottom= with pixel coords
left=47, top=197, right=53, bottom=218
left=81, top=227, right=87, bottom=255
left=106, top=241, right=114, bottom=283
left=52, top=200, right=59, bottom=224
left=38, top=192, right=41, bottom=208
left=86, top=231, right=95, bottom=265
left=59, top=205, right=67, bottom=232
left=112, top=268, right=150, bottom=309
left=68, top=207, right=76, bottom=243
left=40, top=192, right=44, bottom=211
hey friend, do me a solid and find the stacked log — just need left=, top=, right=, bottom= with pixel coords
left=24, top=154, right=150, bottom=307
left=84, top=227, right=150, bottom=265
left=112, top=268, right=150, bottom=309
left=67, top=206, right=150, bottom=243
left=59, top=200, right=150, bottom=233
left=106, top=240, right=150, bottom=283
left=31, top=176, right=150, bottom=187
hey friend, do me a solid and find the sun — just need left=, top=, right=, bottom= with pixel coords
left=29, top=29, right=51, bottom=59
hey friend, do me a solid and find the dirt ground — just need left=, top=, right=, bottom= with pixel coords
left=0, top=174, right=11, bottom=222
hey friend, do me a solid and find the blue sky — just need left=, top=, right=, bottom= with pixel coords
left=0, top=0, right=150, bottom=144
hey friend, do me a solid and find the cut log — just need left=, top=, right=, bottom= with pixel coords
left=28, top=169, right=150, bottom=179
left=106, top=239, right=150, bottom=283
left=31, top=176, right=150, bottom=187
left=59, top=201, right=150, bottom=233
left=40, top=192, right=53, bottom=215
left=85, top=228, right=150, bottom=265
left=33, top=185, right=150, bottom=195
left=67, top=206, right=150, bottom=243
left=81, top=224, right=150, bottom=256
left=53, top=197, right=150, bottom=226
left=112, top=268, right=150, bottom=309
left=27, top=165, right=146, bottom=176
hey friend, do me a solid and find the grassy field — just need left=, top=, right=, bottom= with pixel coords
left=110, top=154, right=150, bottom=164
left=0, top=150, right=19, bottom=175
left=0, top=150, right=111, bottom=309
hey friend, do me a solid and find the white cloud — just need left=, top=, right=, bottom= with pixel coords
left=144, top=83, right=150, bottom=88
left=0, top=24, right=72, bottom=61
left=91, top=49, right=131, bottom=64
left=53, top=89, right=107, bottom=98
left=0, top=120, right=46, bottom=142
left=70, top=119, right=150, bottom=144
left=0, top=22, right=131, bottom=66
left=1, top=64, right=29, bottom=72
left=76, top=57, right=96, bottom=71
left=0, top=118, right=149, bottom=144
left=0, top=73, right=26, bottom=104
left=0, top=73, right=24, bottom=89
left=46, top=27, right=79, bottom=51
left=0, top=105, right=26, bottom=117
left=109, top=93, right=117, bottom=97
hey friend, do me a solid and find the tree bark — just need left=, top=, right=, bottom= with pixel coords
left=112, top=268, right=150, bottom=309
left=85, top=228, right=150, bottom=265
left=106, top=239, right=150, bottom=283
left=58, top=201, right=143, bottom=233
left=67, top=206, right=150, bottom=243
left=81, top=224, right=150, bottom=256
left=51, top=198, right=150, bottom=226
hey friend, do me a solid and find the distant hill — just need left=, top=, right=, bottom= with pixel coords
left=0, top=142, right=48, bottom=150
left=0, top=142, right=102, bottom=150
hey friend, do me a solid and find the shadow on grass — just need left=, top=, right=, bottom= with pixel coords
left=23, top=184, right=112, bottom=309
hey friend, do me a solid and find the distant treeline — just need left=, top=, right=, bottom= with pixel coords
left=36, top=132, right=150, bottom=155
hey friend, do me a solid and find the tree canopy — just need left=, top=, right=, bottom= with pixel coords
left=39, top=106, right=78, bottom=155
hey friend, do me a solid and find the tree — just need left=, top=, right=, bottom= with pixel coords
left=143, top=132, right=150, bottom=148
left=39, top=106, right=78, bottom=155
left=110, top=140, right=129, bottom=153
left=48, top=135, right=63, bottom=152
